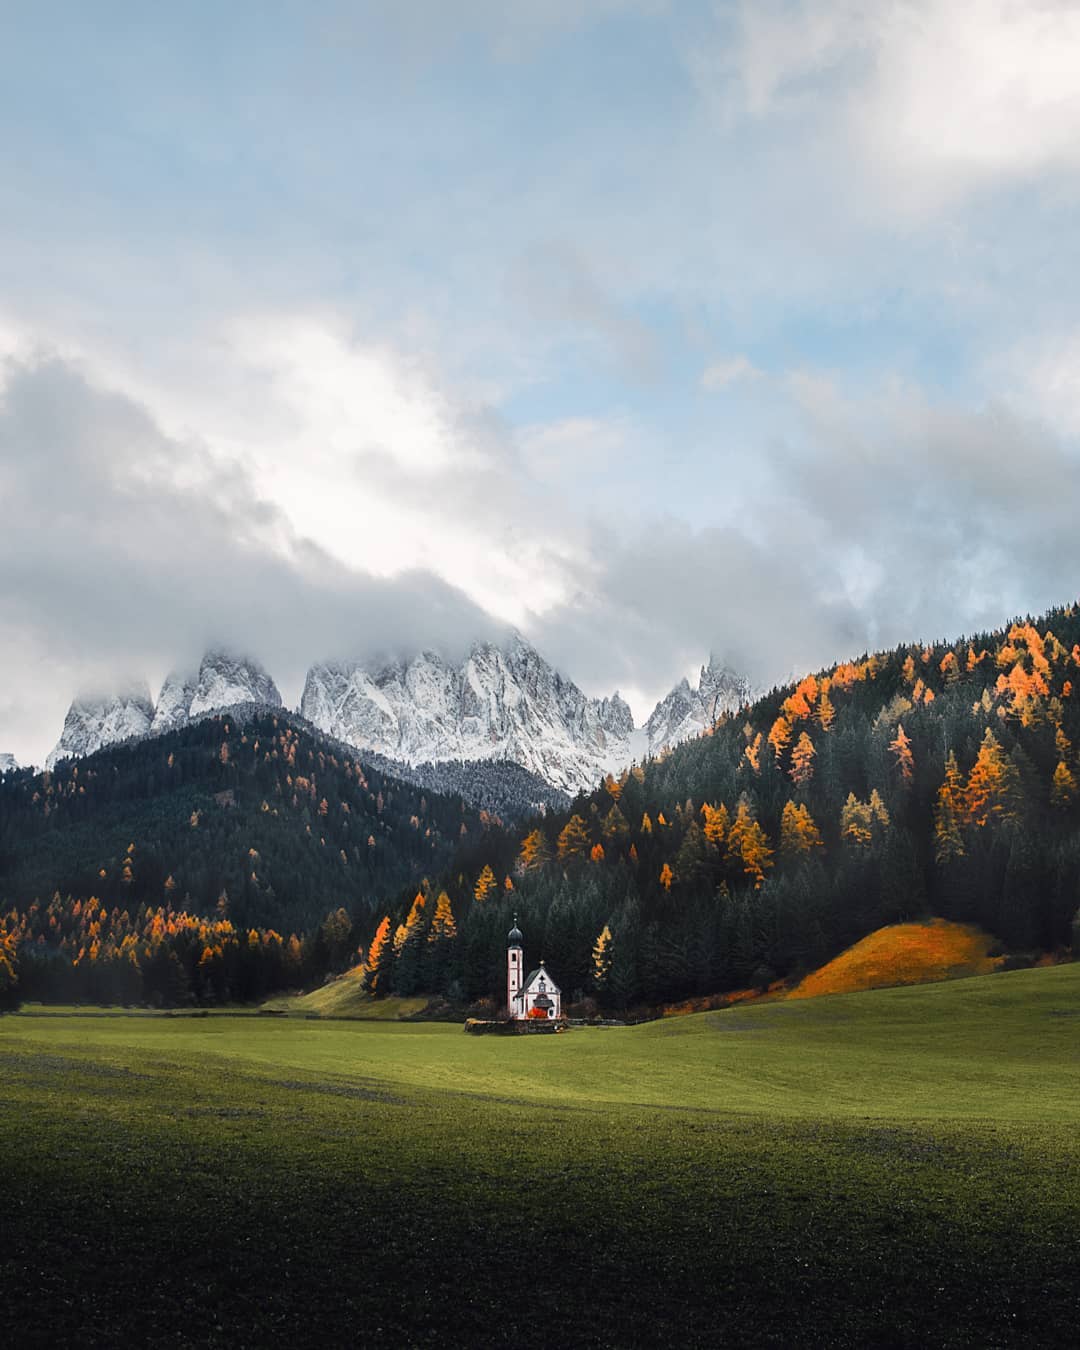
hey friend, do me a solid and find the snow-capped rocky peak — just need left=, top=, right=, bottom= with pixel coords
left=302, top=636, right=640, bottom=795
left=698, top=655, right=753, bottom=722
left=151, top=668, right=199, bottom=735
left=0, top=752, right=18, bottom=773
left=642, top=656, right=754, bottom=758
left=44, top=650, right=285, bottom=771
left=152, top=650, right=283, bottom=734
left=188, top=649, right=282, bottom=719
left=46, top=681, right=156, bottom=769
left=643, top=678, right=699, bottom=755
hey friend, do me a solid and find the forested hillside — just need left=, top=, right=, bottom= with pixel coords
left=361, top=605, right=1080, bottom=1009
left=4, top=606, right=1080, bottom=1013
left=0, top=710, right=485, bottom=1006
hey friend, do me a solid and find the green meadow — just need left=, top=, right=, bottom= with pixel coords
left=3, top=965, right=1079, bottom=1348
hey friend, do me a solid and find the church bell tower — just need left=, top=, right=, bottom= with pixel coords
left=507, top=916, right=524, bottom=1018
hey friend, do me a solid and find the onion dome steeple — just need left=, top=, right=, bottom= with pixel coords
left=507, top=914, right=524, bottom=949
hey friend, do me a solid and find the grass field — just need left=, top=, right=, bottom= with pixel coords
left=3, top=964, right=1079, bottom=1348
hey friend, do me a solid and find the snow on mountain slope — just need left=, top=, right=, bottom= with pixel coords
left=151, top=651, right=283, bottom=734
left=47, top=652, right=283, bottom=770
left=41, top=637, right=750, bottom=796
left=302, top=635, right=635, bottom=796
left=46, top=682, right=156, bottom=769
left=301, top=637, right=750, bottom=795
left=0, top=753, right=18, bottom=773
left=150, top=668, right=199, bottom=735
left=642, top=657, right=753, bottom=756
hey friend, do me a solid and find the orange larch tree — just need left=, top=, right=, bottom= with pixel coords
left=517, top=828, right=550, bottom=873
left=474, top=865, right=497, bottom=903
left=725, top=796, right=774, bottom=889
left=428, top=891, right=457, bottom=942
left=780, top=800, right=823, bottom=859
left=816, top=690, right=836, bottom=732
left=363, top=915, right=392, bottom=993
left=557, top=814, right=591, bottom=862
left=964, top=729, right=1021, bottom=828
left=934, top=751, right=966, bottom=863
left=889, top=723, right=914, bottom=784
left=702, top=801, right=730, bottom=847
left=768, top=716, right=793, bottom=759
left=789, top=732, right=816, bottom=785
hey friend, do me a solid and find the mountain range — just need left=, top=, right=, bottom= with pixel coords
left=44, top=638, right=753, bottom=795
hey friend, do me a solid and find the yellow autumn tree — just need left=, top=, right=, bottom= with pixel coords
left=789, top=732, right=816, bottom=785
left=474, top=865, right=497, bottom=903
left=964, top=728, right=1020, bottom=827
left=428, top=891, right=457, bottom=942
left=659, top=862, right=674, bottom=891
left=592, top=925, right=613, bottom=990
left=725, top=796, right=774, bottom=889
left=1051, top=761, right=1077, bottom=809
left=590, top=842, right=606, bottom=863
left=779, top=800, right=823, bottom=859
left=517, top=828, right=550, bottom=872
left=768, top=716, right=793, bottom=759
left=557, top=814, right=591, bottom=861
left=816, top=689, right=836, bottom=732
left=702, top=801, right=730, bottom=847
left=841, top=791, right=889, bottom=848
left=933, top=751, right=966, bottom=863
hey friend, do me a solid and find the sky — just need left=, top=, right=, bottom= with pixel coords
left=3, top=0, right=1080, bottom=765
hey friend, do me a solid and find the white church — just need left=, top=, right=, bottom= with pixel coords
left=507, top=917, right=562, bottom=1021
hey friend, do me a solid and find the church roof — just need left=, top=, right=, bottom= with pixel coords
left=522, top=965, right=560, bottom=994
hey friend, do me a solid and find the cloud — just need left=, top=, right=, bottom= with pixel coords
left=993, top=331, right=1080, bottom=439
left=518, top=415, right=631, bottom=483
left=704, top=0, right=1080, bottom=216
left=775, top=368, right=1080, bottom=640
left=0, top=352, right=506, bottom=763
left=4, top=340, right=1080, bottom=766
left=5, top=2, right=1080, bottom=769
left=531, top=367, right=1080, bottom=715
left=701, top=354, right=761, bottom=391
left=509, top=243, right=660, bottom=383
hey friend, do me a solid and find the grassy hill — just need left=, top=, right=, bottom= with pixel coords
left=788, top=918, right=1003, bottom=1000
left=2, top=964, right=1078, bottom=1346
left=262, top=974, right=427, bottom=1020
